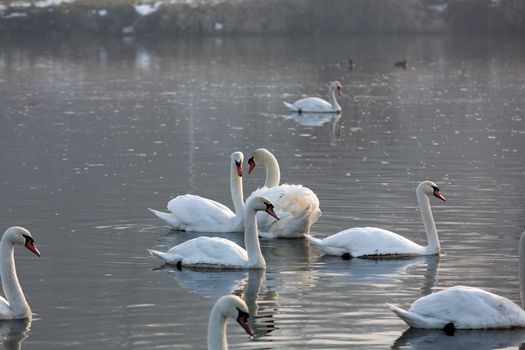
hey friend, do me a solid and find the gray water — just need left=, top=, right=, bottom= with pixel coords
left=0, top=35, right=524, bottom=349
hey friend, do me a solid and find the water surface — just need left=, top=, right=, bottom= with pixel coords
left=0, top=35, right=524, bottom=349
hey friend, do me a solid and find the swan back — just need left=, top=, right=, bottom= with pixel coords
left=208, top=295, right=253, bottom=350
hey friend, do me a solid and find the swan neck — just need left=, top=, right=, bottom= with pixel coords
left=328, top=87, right=340, bottom=111
left=230, top=161, right=244, bottom=220
left=207, top=304, right=228, bottom=350
left=263, top=153, right=280, bottom=188
left=416, top=189, right=440, bottom=254
left=244, top=208, right=266, bottom=268
left=519, top=232, right=525, bottom=309
left=0, top=238, right=30, bottom=318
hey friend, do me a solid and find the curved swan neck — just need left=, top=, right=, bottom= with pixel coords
left=207, top=304, right=228, bottom=350
left=244, top=207, right=266, bottom=268
left=261, top=151, right=280, bottom=188
left=328, top=86, right=341, bottom=112
left=230, top=160, right=244, bottom=220
left=416, top=188, right=440, bottom=254
left=519, top=232, right=525, bottom=309
left=0, top=237, right=30, bottom=318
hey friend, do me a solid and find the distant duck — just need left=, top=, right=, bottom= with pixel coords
left=283, top=81, right=342, bottom=114
left=394, top=60, right=407, bottom=69
left=208, top=295, right=253, bottom=350
left=0, top=227, right=40, bottom=320
left=388, top=230, right=525, bottom=332
left=148, top=196, right=279, bottom=269
left=337, top=59, right=354, bottom=70
left=307, top=181, right=445, bottom=259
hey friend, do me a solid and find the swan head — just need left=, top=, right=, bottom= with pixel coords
left=246, top=196, right=279, bottom=220
left=231, top=151, right=244, bottom=177
left=330, top=81, right=343, bottom=96
left=3, top=226, right=41, bottom=257
left=214, top=295, right=254, bottom=336
left=247, top=148, right=274, bottom=174
left=417, top=181, right=446, bottom=202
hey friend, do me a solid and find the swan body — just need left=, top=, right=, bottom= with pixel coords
left=307, top=181, right=445, bottom=258
left=388, top=231, right=525, bottom=330
left=0, top=227, right=40, bottom=320
left=247, top=148, right=321, bottom=238
left=148, top=196, right=279, bottom=269
left=149, top=152, right=245, bottom=232
left=208, top=295, right=253, bottom=350
left=283, top=81, right=342, bottom=113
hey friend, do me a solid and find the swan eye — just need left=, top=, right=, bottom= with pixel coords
left=265, top=203, right=274, bottom=210
left=431, top=185, right=439, bottom=192
left=236, top=307, right=249, bottom=320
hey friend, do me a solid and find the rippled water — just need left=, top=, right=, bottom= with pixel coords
left=0, top=35, right=524, bottom=349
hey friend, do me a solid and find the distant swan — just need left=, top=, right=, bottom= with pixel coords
left=148, top=196, right=279, bottom=269
left=0, top=227, right=41, bottom=320
left=283, top=81, right=342, bottom=113
left=208, top=295, right=253, bottom=350
left=307, top=181, right=445, bottom=258
left=246, top=148, right=321, bottom=238
left=388, top=231, right=525, bottom=331
left=148, top=152, right=245, bottom=232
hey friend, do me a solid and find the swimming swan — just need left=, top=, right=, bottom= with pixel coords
left=148, top=196, right=278, bottom=269
left=307, top=181, right=445, bottom=258
left=388, top=231, right=525, bottom=331
left=149, top=152, right=245, bottom=232
left=208, top=295, right=253, bottom=350
left=247, top=148, right=321, bottom=238
left=283, top=81, right=342, bottom=113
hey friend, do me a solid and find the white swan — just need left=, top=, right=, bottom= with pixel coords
left=148, top=152, right=245, bottom=232
left=307, top=181, right=445, bottom=258
left=0, top=227, right=40, bottom=320
left=246, top=148, right=321, bottom=238
left=283, top=81, right=342, bottom=113
left=208, top=295, right=253, bottom=350
left=148, top=196, right=279, bottom=268
left=388, top=231, right=525, bottom=331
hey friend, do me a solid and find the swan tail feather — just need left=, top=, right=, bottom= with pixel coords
left=387, top=303, right=435, bottom=329
left=283, top=101, right=299, bottom=112
left=148, top=208, right=181, bottom=228
left=147, top=249, right=182, bottom=265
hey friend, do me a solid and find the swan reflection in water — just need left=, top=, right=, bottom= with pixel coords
left=392, top=328, right=525, bottom=350
left=289, top=112, right=343, bottom=143
left=0, top=319, right=31, bottom=350
left=151, top=266, right=277, bottom=338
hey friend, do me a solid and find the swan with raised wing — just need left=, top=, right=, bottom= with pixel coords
left=388, top=230, right=525, bottom=332
left=283, top=81, right=342, bottom=113
left=0, top=227, right=40, bottom=320
left=307, top=181, right=445, bottom=258
left=246, top=148, right=321, bottom=238
left=208, top=295, right=253, bottom=350
left=148, top=196, right=278, bottom=268
left=148, top=152, right=245, bottom=232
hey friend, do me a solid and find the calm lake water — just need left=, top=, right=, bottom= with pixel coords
left=0, top=34, right=524, bottom=349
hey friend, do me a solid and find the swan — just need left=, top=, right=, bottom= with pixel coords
left=0, top=227, right=40, bottom=320
left=388, top=231, right=525, bottom=331
left=147, top=196, right=279, bottom=269
left=307, top=181, right=445, bottom=258
left=208, top=295, right=253, bottom=350
left=283, top=81, right=342, bottom=113
left=148, top=152, right=245, bottom=232
left=246, top=148, right=321, bottom=238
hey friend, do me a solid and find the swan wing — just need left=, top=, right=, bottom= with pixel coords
left=164, top=194, right=238, bottom=232
left=0, top=296, right=14, bottom=319
left=292, top=97, right=333, bottom=112
left=248, top=185, right=321, bottom=238
left=308, top=227, right=425, bottom=257
left=150, top=236, right=249, bottom=268
left=404, top=286, right=525, bottom=329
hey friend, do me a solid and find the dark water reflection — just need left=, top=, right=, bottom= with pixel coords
left=0, top=35, right=524, bottom=349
